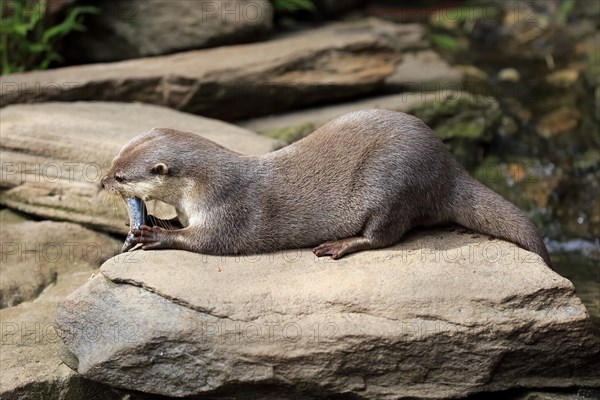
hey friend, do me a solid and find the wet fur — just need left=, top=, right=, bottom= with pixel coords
left=101, top=110, right=551, bottom=266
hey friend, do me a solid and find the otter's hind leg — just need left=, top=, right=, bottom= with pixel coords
left=313, top=237, right=381, bottom=259
left=313, top=217, right=410, bottom=259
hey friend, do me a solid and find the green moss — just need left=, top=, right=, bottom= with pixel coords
left=410, top=95, right=502, bottom=166
left=473, top=156, right=502, bottom=185
left=436, top=118, right=487, bottom=140
left=584, top=32, right=600, bottom=87
left=411, top=95, right=501, bottom=140
left=259, top=123, right=316, bottom=144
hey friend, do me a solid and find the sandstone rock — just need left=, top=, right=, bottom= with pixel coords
left=239, top=90, right=500, bottom=166
left=239, top=90, right=465, bottom=142
left=63, top=0, right=273, bottom=63
left=496, top=3, right=574, bottom=63
left=509, top=389, right=600, bottom=400
left=535, top=107, right=581, bottom=138
left=385, top=50, right=464, bottom=92
left=456, top=65, right=489, bottom=87
left=0, top=20, right=421, bottom=119
left=0, top=102, right=282, bottom=234
left=498, top=68, right=520, bottom=82
left=545, top=68, right=581, bottom=89
left=409, top=93, right=502, bottom=166
left=0, top=208, right=30, bottom=225
left=1, top=220, right=119, bottom=308
left=55, top=230, right=600, bottom=399
left=0, top=269, right=125, bottom=399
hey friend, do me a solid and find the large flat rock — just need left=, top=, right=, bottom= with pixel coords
left=385, top=50, right=464, bottom=92
left=0, top=217, right=124, bottom=397
left=0, top=102, right=281, bottom=234
left=0, top=269, right=125, bottom=399
left=0, top=20, right=423, bottom=119
left=63, top=0, right=273, bottom=63
left=236, top=91, right=452, bottom=134
left=1, top=220, right=120, bottom=308
left=55, top=229, right=600, bottom=399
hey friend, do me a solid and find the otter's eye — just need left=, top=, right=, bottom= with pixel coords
left=115, top=173, right=125, bottom=183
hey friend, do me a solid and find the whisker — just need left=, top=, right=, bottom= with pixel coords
left=148, top=200, right=174, bottom=231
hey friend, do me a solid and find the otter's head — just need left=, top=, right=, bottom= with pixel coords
left=101, top=129, right=178, bottom=202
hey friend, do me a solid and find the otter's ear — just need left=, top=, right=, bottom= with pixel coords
left=151, top=163, right=169, bottom=175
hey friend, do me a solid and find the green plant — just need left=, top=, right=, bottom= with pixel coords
left=556, top=0, right=576, bottom=24
left=271, top=0, right=315, bottom=13
left=0, top=0, right=98, bottom=74
left=429, top=33, right=465, bottom=52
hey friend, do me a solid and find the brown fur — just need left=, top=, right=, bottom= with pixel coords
left=101, top=110, right=551, bottom=265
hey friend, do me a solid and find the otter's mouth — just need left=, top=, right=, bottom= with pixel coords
left=102, top=183, right=136, bottom=199
left=122, top=197, right=147, bottom=252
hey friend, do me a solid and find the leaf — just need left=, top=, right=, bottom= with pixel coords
left=41, top=21, right=70, bottom=41
left=273, top=0, right=316, bottom=13
left=38, top=51, right=63, bottom=70
left=431, top=7, right=487, bottom=26
left=42, top=5, right=98, bottom=41
left=557, top=0, right=576, bottom=24
left=1, top=2, right=99, bottom=74
left=13, top=23, right=30, bottom=36
left=26, top=43, right=49, bottom=53
left=24, top=2, right=44, bottom=30
left=430, top=33, right=464, bottom=52
left=69, top=5, right=100, bottom=18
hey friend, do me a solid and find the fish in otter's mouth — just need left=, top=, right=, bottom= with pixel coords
left=122, top=197, right=147, bottom=252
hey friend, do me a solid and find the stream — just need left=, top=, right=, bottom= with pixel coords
left=418, top=0, right=599, bottom=334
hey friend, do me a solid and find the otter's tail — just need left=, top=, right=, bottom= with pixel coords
left=449, top=174, right=551, bottom=267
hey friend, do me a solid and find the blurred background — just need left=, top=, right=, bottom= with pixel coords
left=1, top=0, right=598, bottom=337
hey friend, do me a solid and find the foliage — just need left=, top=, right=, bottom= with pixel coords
left=556, top=0, right=576, bottom=24
left=259, top=123, right=315, bottom=144
left=0, top=0, right=98, bottom=74
left=271, top=0, right=315, bottom=14
left=429, top=33, right=465, bottom=52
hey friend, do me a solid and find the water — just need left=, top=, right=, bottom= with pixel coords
left=551, top=252, right=600, bottom=336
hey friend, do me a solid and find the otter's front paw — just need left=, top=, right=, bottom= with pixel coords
left=131, top=225, right=170, bottom=250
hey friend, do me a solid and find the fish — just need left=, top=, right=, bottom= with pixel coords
left=122, top=197, right=147, bottom=252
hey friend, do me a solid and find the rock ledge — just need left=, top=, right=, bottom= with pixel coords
left=55, top=230, right=600, bottom=399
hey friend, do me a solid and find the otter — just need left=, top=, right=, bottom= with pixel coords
left=101, top=110, right=551, bottom=266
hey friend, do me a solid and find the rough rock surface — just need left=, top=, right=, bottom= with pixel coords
left=0, top=102, right=282, bottom=235
left=1, top=220, right=119, bottom=308
left=0, top=20, right=423, bottom=119
left=0, top=209, right=124, bottom=398
left=385, top=50, right=464, bottom=92
left=55, top=230, right=600, bottom=399
left=63, top=0, right=273, bottom=63
left=239, top=90, right=466, bottom=142
left=0, top=269, right=125, bottom=399
left=0, top=208, right=30, bottom=225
